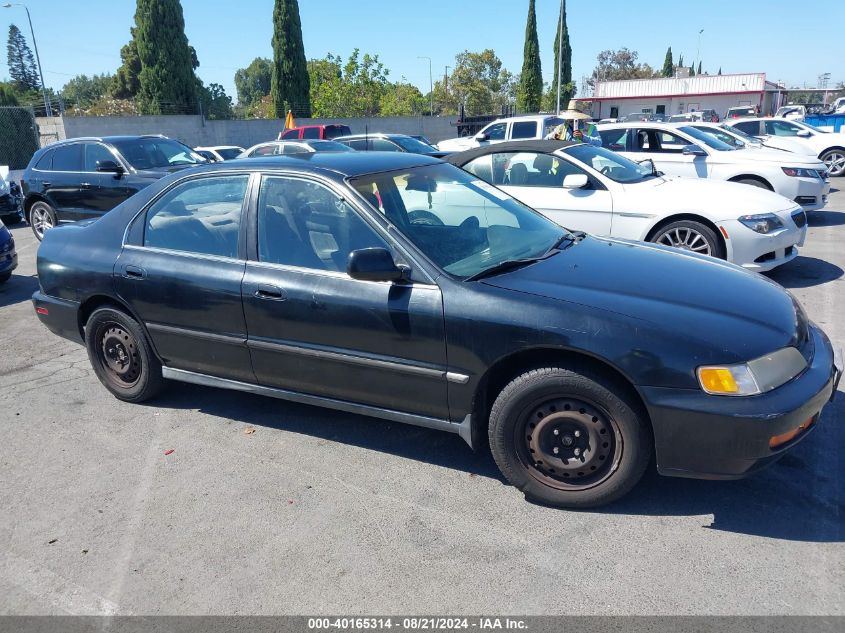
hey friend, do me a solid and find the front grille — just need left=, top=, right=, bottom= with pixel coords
left=755, top=251, right=776, bottom=263
left=793, top=197, right=815, bottom=207
left=791, top=209, right=807, bottom=228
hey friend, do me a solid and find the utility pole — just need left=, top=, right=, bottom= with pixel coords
left=445, top=65, right=451, bottom=96
left=418, top=56, right=433, bottom=117
left=694, top=29, right=704, bottom=75
left=2, top=3, right=52, bottom=116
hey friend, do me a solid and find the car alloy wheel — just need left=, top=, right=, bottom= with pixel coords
left=655, top=226, right=712, bottom=255
left=518, top=397, right=620, bottom=491
left=822, top=150, right=845, bottom=177
left=30, top=203, right=55, bottom=240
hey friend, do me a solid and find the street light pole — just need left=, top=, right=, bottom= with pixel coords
left=695, top=28, right=704, bottom=75
left=418, top=56, right=433, bottom=117
left=2, top=3, right=51, bottom=116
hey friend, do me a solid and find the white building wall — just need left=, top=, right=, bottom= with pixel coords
left=594, top=93, right=766, bottom=119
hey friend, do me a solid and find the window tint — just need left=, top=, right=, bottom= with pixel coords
left=258, top=176, right=389, bottom=271
left=84, top=143, right=117, bottom=171
left=733, top=121, right=760, bottom=136
left=251, top=144, right=280, bottom=157
left=765, top=120, right=802, bottom=137
left=302, top=127, right=321, bottom=139
left=34, top=149, right=54, bottom=171
left=656, top=131, right=688, bottom=152
left=324, top=125, right=350, bottom=139
left=599, top=128, right=629, bottom=151
left=483, top=123, right=506, bottom=140
left=463, top=155, right=494, bottom=184
left=281, top=129, right=299, bottom=139
left=371, top=138, right=400, bottom=151
left=52, top=144, right=83, bottom=171
left=511, top=121, right=537, bottom=139
left=144, top=175, right=248, bottom=258
left=485, top=152, right=587, bottom=188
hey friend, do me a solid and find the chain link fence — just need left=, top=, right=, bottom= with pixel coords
left=0, top=106, right=40, bottom=171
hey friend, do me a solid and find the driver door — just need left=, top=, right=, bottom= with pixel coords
left=632, top=128, right=709, bottom=179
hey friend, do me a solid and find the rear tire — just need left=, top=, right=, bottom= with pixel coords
left=29, top=201, right=56, bottom=241
left=85, top=307, right=164, bottom=403
left=650, top=219, right=724, bottom=259
left=488, top=365, right=652, bottom=508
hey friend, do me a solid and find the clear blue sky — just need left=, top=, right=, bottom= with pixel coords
left=3, top=0, right=844, bottom=100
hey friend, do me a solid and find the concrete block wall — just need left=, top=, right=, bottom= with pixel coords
left=60, top=114, right=461, bottom=149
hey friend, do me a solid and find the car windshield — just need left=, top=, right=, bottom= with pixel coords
left=794, top=121, right=825, bottom=134
left=718, top=124, right=762, bottom=145
left=349, top=163, right=567, bottom=279
left=678, top=126, right=736, bottom=151
left=691, top=126, right=750, bottom=149
left=112, top=138, right=205, bottom=169
left=216, top=148, right=243, bottom=160
left=306, top=140, right=354, bottom=152
left=565, top=144, right=655, bottom=183
left=393, top=136, right=437, bottom=153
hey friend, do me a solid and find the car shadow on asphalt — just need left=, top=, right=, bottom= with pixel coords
left=0, top=273, right=39, bottom=308
left=150, top=381, right=843, bottom=542
left=765, top=256, right=843, bottom=288
left=807, top=209, right=845, bottom=227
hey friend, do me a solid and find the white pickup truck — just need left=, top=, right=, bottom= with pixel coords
left=437, top=115, right=565, bottom=152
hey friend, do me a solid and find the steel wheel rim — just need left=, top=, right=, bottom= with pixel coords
left=656, top=227, right=712, bottom=255
left=97, top=324, right=141, bottom=388
left=31, top=205, right=54, bottom=238
left=825, top=152, right=845, bottom=176
left=516, top=397, right=622, bottom=491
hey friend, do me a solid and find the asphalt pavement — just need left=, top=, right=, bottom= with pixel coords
left=0, top=189, right=843, bottom=615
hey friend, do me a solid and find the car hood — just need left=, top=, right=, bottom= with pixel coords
left=622, top=176, right=798, bottom=215
left=482, top=236, right=804, bottom=361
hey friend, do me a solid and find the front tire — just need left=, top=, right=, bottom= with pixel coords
left=820, top=149, right=845, bottom=177
left=488, top=366, right=652, bottom=508
left=29, top=201, right=56, bottom=241
left=650, top=219, right=724, bottom=259
left=0, top=271, right=10, bottom=285
left=85, top=307, right=164, bottom=403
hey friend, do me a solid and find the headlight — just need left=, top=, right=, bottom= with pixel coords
left=738, top=213, right=784, bottom=234
left=781, top=167, right=818, bottom=178
left=697, top=347, right=807, bottom=396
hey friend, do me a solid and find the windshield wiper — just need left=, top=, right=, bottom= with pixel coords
left=464, top=257, right=546, bottom=282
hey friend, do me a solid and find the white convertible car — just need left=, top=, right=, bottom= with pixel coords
left=445, top=140, right=808, bottom=272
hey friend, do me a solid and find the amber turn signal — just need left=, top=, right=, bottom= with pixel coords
left=769, top=416, right=816, bottom=449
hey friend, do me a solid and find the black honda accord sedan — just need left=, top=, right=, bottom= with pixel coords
left=32, top=152, right=841, bottom=508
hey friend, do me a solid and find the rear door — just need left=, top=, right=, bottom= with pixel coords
left=241, top=173, right=449, bottom=419
left=46, top=143, right=89, bottom=220
left=634, top=128, right=709, bottom=178
left=115, top=172, right=254, bottom=382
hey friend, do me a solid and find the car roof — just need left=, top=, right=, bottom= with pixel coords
left=222, top=151, right=442, bottom=177
left=196, top=145, right=243, bottom=151
left=334, top=133, right=393, bottom=141
left=597, top=122, right=680, bottom=130
left=45, top=135, right=172, bottom=147
left=444, top=140, right=577, bottom=165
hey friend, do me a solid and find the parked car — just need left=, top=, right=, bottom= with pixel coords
left=725, top=106, right=758, bottom=119
left=194, top=146, right=245, bottom=162
left=448, top=140, right=808, bottom=271
left=833, top=97, right=845, bottom=114
left=775, top=105, right=806, bottom=121
left=668, top=113, right=697, bottom=123
left=680, top=122, right=817, bottom=157
left=597, top=118, right=618, bottom=125
left=0, top=220, right=17, bottom=284
left=596, top=122, right=830, bottom=211
left=0, top=173, right=24, bottom=225
left=21, top=135, right=207, bottom=241
left=411, top=135, right=434, bottom=146
left=32, top=152, right=842, bottom=508
left=724, top=117, right=845, bottom=177
left=696, top=109, right=720, bottom=123
left=238, top=140, right=354, bottom=158
left=334, top=133, right=449, bottom=157
left=278, top=124, right=352, bottom=141
left=436, top=115, right=566, bottom=152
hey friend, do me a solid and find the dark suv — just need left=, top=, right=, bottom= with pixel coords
left=22, top=135, right=206, bottom=240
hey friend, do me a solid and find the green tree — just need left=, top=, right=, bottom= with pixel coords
left=198, top=81, right=233, bottom=119
left=62, top=73, right=113, bottom=109
left=134, top=0, right=199, bottom=114
left=379, top=81, right=426, bottom=116
left=271, top=0, right=311, bottom=118
left=431, top=49, right=515, bottom=116
left=516, top=0, right=542, bottom=113
left=308, top=50, right=389, bottom=117
left=545, top=0, right=573, bottom=112
left=6, top=24, right=39, bottom=91
left=661, top=47, right=673, bottom=77
left=0, top=81, right=19, bottom=105
left=717, top=67, right=722, bottom=75
left=234, top=57, right=272, bottom=106
left=589, top=48, right=657, bottom=87
left=678, top=53, right=684, bottom=68
left=689, top=65, right=695, bottom=77
left=697, top=61, right=702, bottom=75
left=112, top=28, right=141, bottom=99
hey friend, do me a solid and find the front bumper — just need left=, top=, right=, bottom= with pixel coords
left=721, top=211, right=807, bottom=272
left=777, top=174, right=829, bottom=211
left=642, top=324, right=840, bottom=479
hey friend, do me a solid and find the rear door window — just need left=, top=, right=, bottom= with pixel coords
left=52, top=144, right=83, bottom=171
left=733, top=121, right=761, bottom=136
left=511, top=121, right=538, bottom=139
left=599, top=128, right=629, bottom=151
left=302, top=127, right=321, bottom=139
left=371, top=139, right=401, bottom=151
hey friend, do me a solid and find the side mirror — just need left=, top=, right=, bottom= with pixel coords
left=475, top=132, right=489, bottom=142
left=347, top=248, right=408, bottom=283
left=562, top=174, right=589, bottom=189
left=96, top=159, right=125, bottom=175
left=682, top=144, right=707, bottom=156
left=796, top=129, right=812, bottom=138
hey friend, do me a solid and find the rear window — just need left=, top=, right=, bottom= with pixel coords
left=324, top=125, right=351, bottom=139
left=52, top=144, right=83, bottom=171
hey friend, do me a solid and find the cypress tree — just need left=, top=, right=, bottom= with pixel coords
left=548, top=0, right=573, bottom=112
left=678, top=53, right=684, bottom=68
left=718, top=67, right=722, bottom=75
left=697, top=61, right=702, bottom=75
left=516, top=0, right=542, bottom=113
left=134, top=0, right=198, bottom=114
left=7, top=24, right=39, bottom=91
left=270, top=0, right=311, bottom=118
left=689, top=65, right=695, bottom=77
left=661, top=47, right=673, bottom=77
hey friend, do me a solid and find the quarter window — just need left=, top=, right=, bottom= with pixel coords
left=34, top=149, right=54, bottom=171
left=52, top=144, right=83, bottom=171
left=258, top=176, right=389, bottom=271
left=144, top=175, right=248, bottom=258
